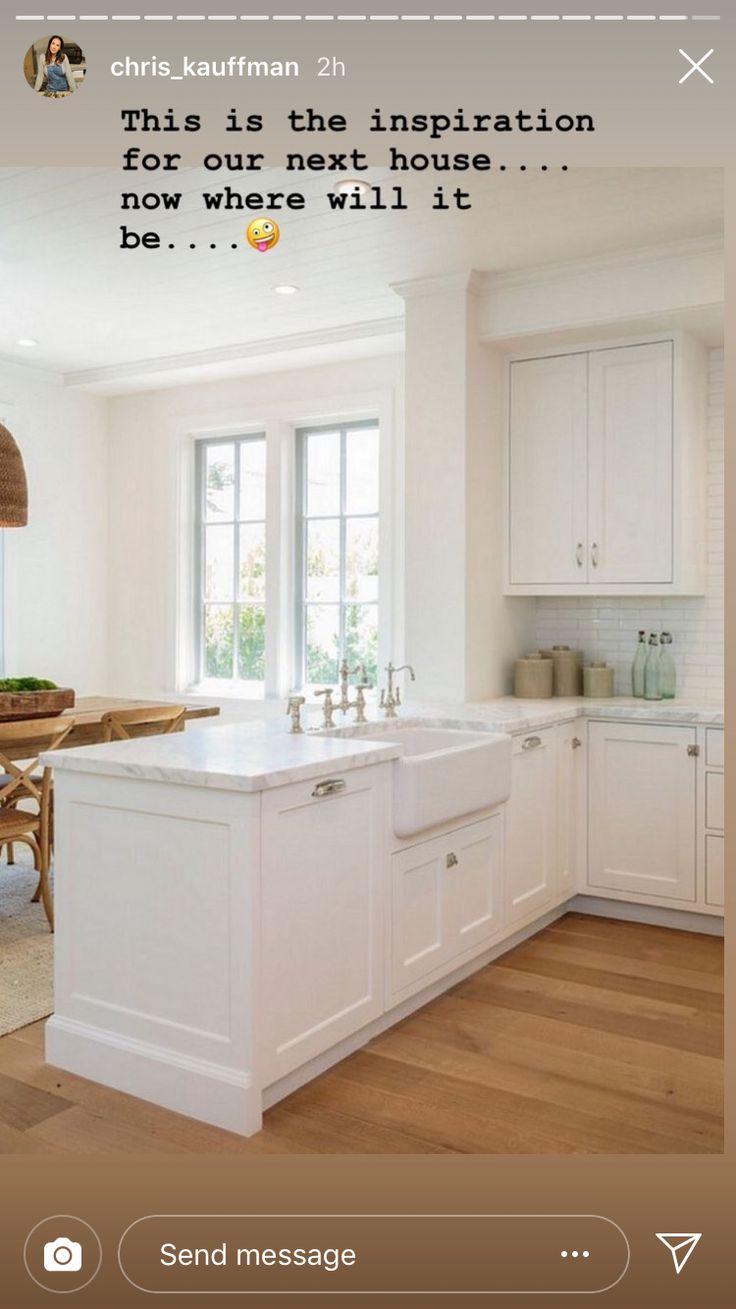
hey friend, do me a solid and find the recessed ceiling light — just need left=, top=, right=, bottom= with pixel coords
left=17, top=338, right=38, bottom=348
left=273, top=284, right=299, bottom=296
left=331, top=178, right=372, bottom=198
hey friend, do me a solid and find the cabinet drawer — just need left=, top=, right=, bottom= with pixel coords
left=706, top=729, right=724, bottom=769
left=706, top=772, right=724, bottom=833
left=705, top=835, right=724, bottom=908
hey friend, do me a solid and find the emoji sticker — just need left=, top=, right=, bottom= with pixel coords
left=246, top=218, right=280, bottom=252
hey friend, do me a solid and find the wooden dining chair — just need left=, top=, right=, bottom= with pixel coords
left=0, top=716, right=75, bottom=931
left=100, top=703, right=187, bottom=742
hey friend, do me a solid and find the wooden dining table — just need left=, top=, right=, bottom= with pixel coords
left=58, top=696, right=221, bottom=749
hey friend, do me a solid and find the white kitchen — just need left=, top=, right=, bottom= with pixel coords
left=0, top=166, right=724, bottom=1155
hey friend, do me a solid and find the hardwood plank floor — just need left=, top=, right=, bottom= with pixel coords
left=0, top=914, right=723, bottom=1155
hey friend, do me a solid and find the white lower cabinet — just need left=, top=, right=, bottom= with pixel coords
left=588, top=721, right=697, bottom=903
left=505, top=727, right=559, bottom=926
left=389, top=813, right=503, bottom=1003
left=556, top=720, right=586, bottom=900
left=701, top=726, right=724, bottom=909
left=260, top=765, right=387, bottom=1084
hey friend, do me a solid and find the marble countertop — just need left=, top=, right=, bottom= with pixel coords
left=359, top=695, right=724, bottom=735
left=44, top=719, right=403, bottom=793
left=44, top=694, right=722, bottom=792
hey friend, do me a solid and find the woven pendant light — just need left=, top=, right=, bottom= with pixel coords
left=0, top=423, right=28, bottom=526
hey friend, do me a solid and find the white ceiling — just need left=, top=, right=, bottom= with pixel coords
left=0, top=166, right=723, bottom=390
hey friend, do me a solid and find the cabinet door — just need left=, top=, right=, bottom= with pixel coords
left=390, top=832, right=448, bottom=995
left=506, top=729, right=558, bottom=926
left=260, top=766, right=386, bottom=1083
left=588, top=721, right=696, bottom=902
left=509, top=353, right=588, bottom=585
left=390, top=816, right=503, bottom=1001
left=587, top=341, right=673, bottom=584
left=446, top=815, right=503, bottom=957
left=556, top=721, right=586, bottom=899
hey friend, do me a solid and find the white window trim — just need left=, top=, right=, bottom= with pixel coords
left=174, top=387, right=397, bottom=703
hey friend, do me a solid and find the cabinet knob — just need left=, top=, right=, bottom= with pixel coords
left=571, top=737, right=582, bottom=749
left=687, top=745, right=700, bottom=757
left=446, top=851, right=459, bottom=869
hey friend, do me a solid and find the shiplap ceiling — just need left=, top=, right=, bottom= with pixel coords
left=0, top=166, right=723, bottom=390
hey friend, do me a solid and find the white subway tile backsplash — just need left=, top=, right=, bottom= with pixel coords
left=534, top=348, right=724, bottom=703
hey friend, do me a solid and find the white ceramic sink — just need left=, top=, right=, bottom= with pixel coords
left=376, top=726, right=512, bottom=838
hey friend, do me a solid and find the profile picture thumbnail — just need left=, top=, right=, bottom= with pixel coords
left=23, top=34, right=86, bottom=97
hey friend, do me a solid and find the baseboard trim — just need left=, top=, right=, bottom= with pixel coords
left=45, top=1016, right=260, bottom=1136
left=570, top=895, right=724, bottom=936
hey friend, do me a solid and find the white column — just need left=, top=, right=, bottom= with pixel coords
left=394, top=273, right=534, bottom=703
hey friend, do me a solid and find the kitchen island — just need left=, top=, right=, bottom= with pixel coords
left=44, top=698, right=723, bottom=1137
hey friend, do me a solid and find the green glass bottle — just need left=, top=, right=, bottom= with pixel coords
left=631, top=630, right=647, bottom=698
left=659, top=631, right=676, bottom=700
left=644, top=633, right=662, bottom=701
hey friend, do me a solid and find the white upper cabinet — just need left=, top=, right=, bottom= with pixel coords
left=506, top=334, right=705, bottom=595
left=509, top=352, right=588, bottom=586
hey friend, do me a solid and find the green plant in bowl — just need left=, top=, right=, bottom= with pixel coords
left=0, top=677, right=59, bottom=692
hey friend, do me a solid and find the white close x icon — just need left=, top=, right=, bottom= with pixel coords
left=678, top=49, right=714, bottom=84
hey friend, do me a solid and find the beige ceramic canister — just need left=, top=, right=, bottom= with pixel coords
left=540, top=645, right=583, bottom=697
left=583, top=661, right=615, bottom=698
left=514, top=652, right=554, bottom=699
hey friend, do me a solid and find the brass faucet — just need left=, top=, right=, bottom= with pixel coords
left=380, top=662, right=416, bottom=718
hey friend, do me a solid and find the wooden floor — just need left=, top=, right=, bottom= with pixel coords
left=0, top=914, right=723, bottom=1155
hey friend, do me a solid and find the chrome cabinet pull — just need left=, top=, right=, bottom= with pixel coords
left=311, top=778, right=347, bottom=798
left=571, top=737, right=582, bottom=749
left=522, top=735, right=542, bottom=751
left=446, top=852, right=459, bottom=869
left=591, top=542, right=599, bottom=568
left=576, top=542, right=584, bottom=568
left=687, top=745, right=700, bottom=757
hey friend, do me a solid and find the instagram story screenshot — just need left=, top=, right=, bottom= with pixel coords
left=0, top=1, right=731, bottom=1305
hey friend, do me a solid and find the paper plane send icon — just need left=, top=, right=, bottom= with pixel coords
left=656, top=1233, right=702, bottom=1274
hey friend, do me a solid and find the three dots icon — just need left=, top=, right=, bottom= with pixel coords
left=561, top=1250, right=590, bottom=1259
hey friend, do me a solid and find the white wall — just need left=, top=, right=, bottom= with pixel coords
left=106, top=354, right=404, bottom=719
left=535, top=348, right=724, bottom=702
left=0, top=361, right=109, bottom=693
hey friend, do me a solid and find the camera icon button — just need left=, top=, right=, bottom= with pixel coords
left=24, top=1216, right=102, bottom=1294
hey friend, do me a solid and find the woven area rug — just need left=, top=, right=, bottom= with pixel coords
left=0, top=855, right=53, bottom=1037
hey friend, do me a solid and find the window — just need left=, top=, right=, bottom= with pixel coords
left=195, top=435, right=266, bottom=686
left=295, top=421, right=380, bottom=689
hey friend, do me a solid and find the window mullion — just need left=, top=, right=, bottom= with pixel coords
left=232, top=439, right=241, bottom=681
left=339, top=426, right=347, bottom=664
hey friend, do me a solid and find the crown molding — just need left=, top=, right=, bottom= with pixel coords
left=476, top=234, right=723, bottom=295
left=391, top=271, right=485, bottom=301
left=64, top=317, right=404, bottom=390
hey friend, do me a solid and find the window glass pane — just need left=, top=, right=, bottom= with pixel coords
left=306, top=430, right=340, bottom=517
left=240, top=440, right=266, bottom=521
left=306, top=605, right=340, bottom=685
left=306, top=519, right=340, bottom=601
left=239, top=524, right=266, bottom=600
left=205, top=525, right=234, bottom=601
left=238, top=605, right=265, bottom=681
left=204, top=444, right=235, bottom=521
left=345, top=427, right=379, bottom=515
left=344, top=605, right=378, bottom=686
left=204, top=604, right=233, bottom=678
left=346, top=518, right=379, bottom=602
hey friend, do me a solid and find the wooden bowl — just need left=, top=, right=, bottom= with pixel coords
left=0, top=688, right=76, bottom=722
